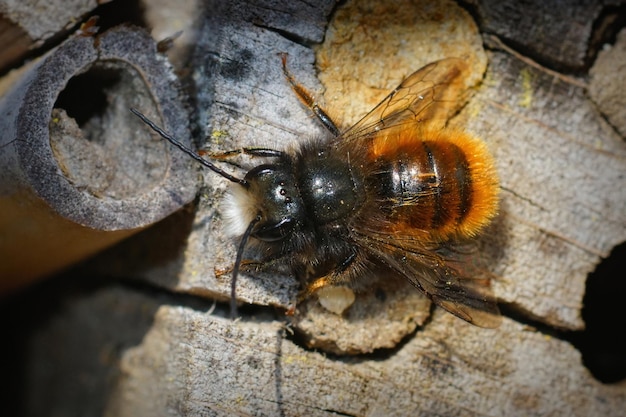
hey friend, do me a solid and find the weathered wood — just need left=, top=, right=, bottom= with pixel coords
left=0, top=0, right=96, bottom=71
left=105, top=303, right=626, bottom=417
left=9, top=285, right=162, bottom=417
left=459, top=49, right=626, bottom=329
left=465, top=0, right=616, bottom=71
left=12, top=283, right=625, bottom=417
left=589, top=27, right=626, bottom=137
left=6, top=0, right=626, bottom=415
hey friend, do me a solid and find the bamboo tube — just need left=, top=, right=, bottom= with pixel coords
left=0, top=26, right=197, bottom=293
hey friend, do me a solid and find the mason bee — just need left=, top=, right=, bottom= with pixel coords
left=131, top=55, right=501, bottom=328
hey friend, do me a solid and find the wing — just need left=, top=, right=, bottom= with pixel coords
left=356, top=232, right=501, bottom=328
left=337, top=58, right=471, bottom=144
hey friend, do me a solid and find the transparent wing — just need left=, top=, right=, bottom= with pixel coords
left=338, top=58, right=470, bottom=144
left=356, top=232, right=501, bottom=328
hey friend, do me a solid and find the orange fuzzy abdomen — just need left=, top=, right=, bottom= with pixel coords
left=365, top=128, right=499, bottom=242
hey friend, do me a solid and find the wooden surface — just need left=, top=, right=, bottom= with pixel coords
left=3, top=0, right=626, bottom=416
left=108, top=300, right=626, bottom=417
left=465, top=0, right=613, bottom=71
left=0, top=0, right=95, bottom=71
left=10, top=285, right=626, bottom=417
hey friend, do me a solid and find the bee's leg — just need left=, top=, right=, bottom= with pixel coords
left=298, top=249, right=359, bottom=302
left=299, top=275, right=332, bottom=301
left=214, top=253, right=294, bottom=278
left=280, top=53, right=341, bottom=137
left=214, top=259, right=264, bottom=277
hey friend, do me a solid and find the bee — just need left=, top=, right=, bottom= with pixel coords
left=131, top=55, right=501, bottom=328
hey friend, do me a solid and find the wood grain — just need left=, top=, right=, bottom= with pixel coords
left=5, top=0, right=626, bottom=416
left=0, top=0, right=95, bottom=71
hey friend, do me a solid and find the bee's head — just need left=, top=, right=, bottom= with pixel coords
left=222, top=162, right=305, bottom=316
left=246, top=163, right=305, bottom=241
left=129, top=107, right=300, bottom=317
left=218, top=161, right=305, bottom=318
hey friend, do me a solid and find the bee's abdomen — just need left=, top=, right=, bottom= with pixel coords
left=367, top=129, right=499, bottom=241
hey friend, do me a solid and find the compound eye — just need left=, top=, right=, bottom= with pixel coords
left=252, top=218, right=294, bottom=242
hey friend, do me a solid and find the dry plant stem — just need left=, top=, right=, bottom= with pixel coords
left=0, top=26, right=196, bottom=292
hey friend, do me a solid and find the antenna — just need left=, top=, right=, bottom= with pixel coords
left=230, top=214, right=262, bottom=318
left=131, top=107, right=260, bottom=319
left=130, top=108, right=247, bottom=186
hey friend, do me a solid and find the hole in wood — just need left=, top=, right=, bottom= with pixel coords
left=91, top=0, right=147, bottom=32
left=568, top=241, right=626, bottom=384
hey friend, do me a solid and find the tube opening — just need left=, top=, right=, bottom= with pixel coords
left=51, top=61, right=168, bottom=200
